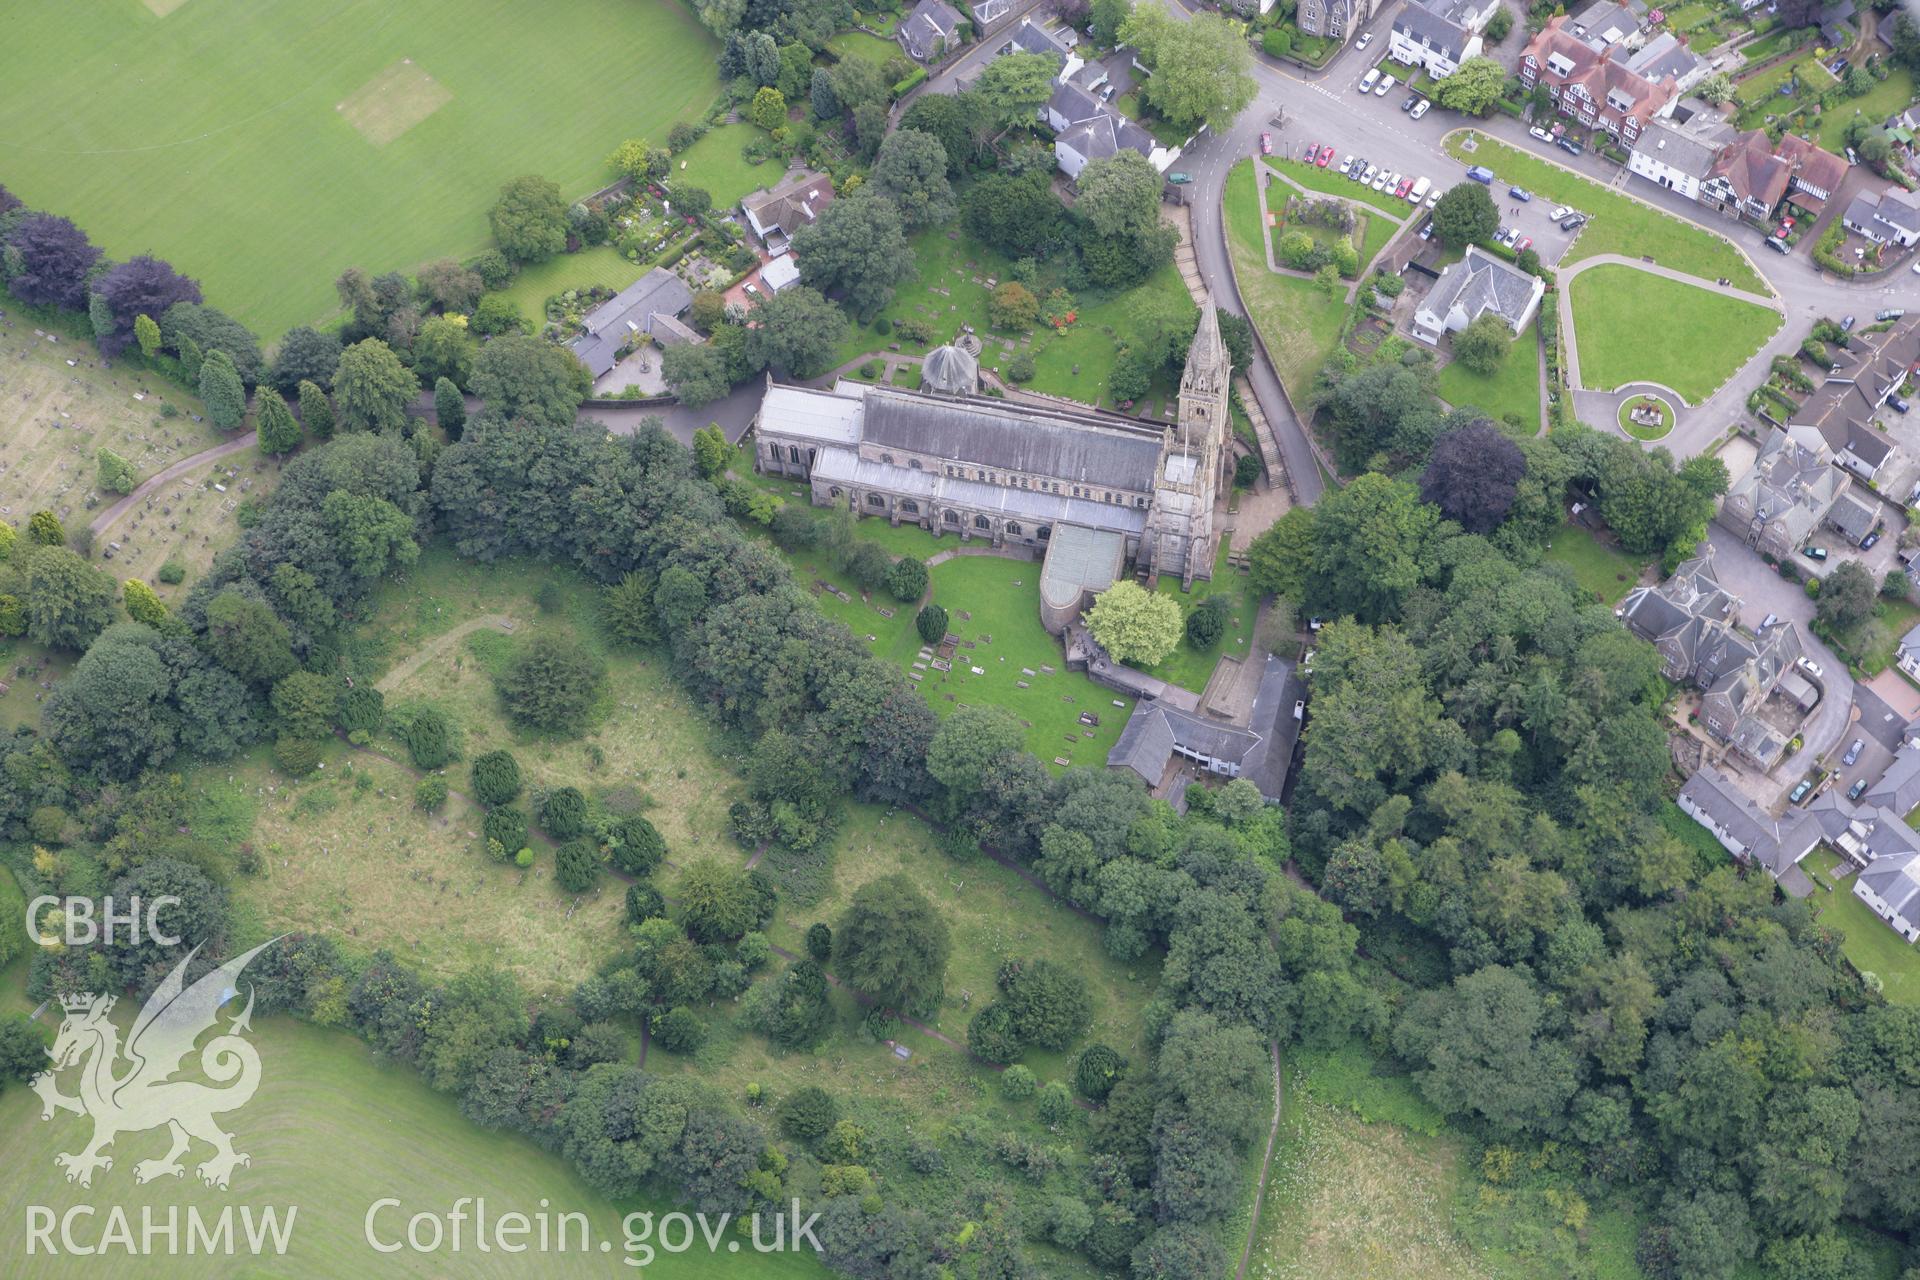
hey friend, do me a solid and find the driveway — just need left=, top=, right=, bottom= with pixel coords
left=1704, top=525, right=1856, bottom=774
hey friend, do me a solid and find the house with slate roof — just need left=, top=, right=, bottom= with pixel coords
left=1107, top=655, right=1303, bottom=802
left=1628, top=113, right=1735, bottom=200
left=1788, top=314, right=1920, bottom=486
left=1412, top=247, right=1545, bottom=346
left=565, top=268, right=697, bottom=382
left=1299, top=0, right=1384, bottom=45
left=1843, top=185, right=1920, bottom=249
left=1389, top=0, right=1501, bottom=78
left=1897, top=622, right=1920, bottom=681
left=1857, top=854, right=1920, bottom=941
left=899, top=0, right=965, bottom=61
left=740, top=170, right=835, bottom=254
left=1678, top=768, right=1823, bottom=876
left=1717, top=426, right=1851, bottom=561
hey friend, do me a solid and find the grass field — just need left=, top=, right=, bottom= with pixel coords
left=1542, top=522, right=1649, bottom=606
left=825, top=30, right=900, bottom=67
left=830, top=224, right=1193, bottom=413
left=0, top=314, right=277, bottom=591
left=1568, top=265, right=1780, bottom=402
left=1443, top=135, right=1766, bottom=293
left=0, top=1010, right=827, bottom=1277
left=1436, top=320, right=1541, bottom=434
left=675, top=123, right=786, bottom=211
left=0, top=0, right=718, bottom=337
left=1227, top=161, right=1350, bottom=400
left=1803, top=847, right=1920, bottom=1006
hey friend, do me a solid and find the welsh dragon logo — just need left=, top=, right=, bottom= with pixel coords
left=31, top=939, right=280, bottom=1190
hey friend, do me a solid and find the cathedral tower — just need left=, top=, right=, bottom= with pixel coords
left=1143, top=301, right=1232, bottom=586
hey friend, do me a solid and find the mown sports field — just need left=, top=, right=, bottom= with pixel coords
left=0, top=0, right=717, bottom=337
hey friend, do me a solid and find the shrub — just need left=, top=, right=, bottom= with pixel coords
left=156, top=560, right=186, bottom=585
left=1005, top=352, right=1035, bottom=382
left=886, top=556, right=929, bottom=603
left=414, top=777, right=449, bottom=811
left=652, top=1006, right=706, bottom=1053
left=779, top=1086, right=839, bottom=1140
left=1000, top=1064, right=1038, bottom=1099
left=554, top=837, right=602, bottom=892
left=483, top=806, right=529, bottom=857
left=337, top=685, right=385, bottom=736
left=272, top=735, right=320, bottom=777
left=494, top=632, right=606, bottom=736
left=998, top=958, right=1091, bottom=1050
left=805, top=922, right=833, bottom=961
left=626, top=882, right=668, bottom=924
left=968, top=1001, right=1023, bottom=1063
left=541, top=786, right=588, bottom=838
left=609, top=815, right=666, bottom=876
left=1074, top=1043, right=1126, bottom=1100
left=514, top=847, right=534, bottom=868
left=1262, top=27, right=1292, bottom=56
left=399, top=705, right=452, bottom=769
left=916, top=603, right=949, bottom=643
left=1234, top=453, right=1262, bottom=488
left=1185, top=595, right=1231, bottom=650
left=469, top=750, right=523, bottom=808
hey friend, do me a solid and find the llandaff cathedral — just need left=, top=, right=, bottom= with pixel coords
left=750, top=305, right=1233, bottom=602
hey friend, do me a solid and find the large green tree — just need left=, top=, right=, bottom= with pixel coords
left=255, top=385, right=302, bottom=456
left=868, top=129, right=956, bottom=230
left=492, top=631, right=606, bottom=736
left=835, top=873, right=951, bottom=1009
left=1303, top=473, right=1439, bottom=623
left=332, top=339, right=418, bottom=434
left=469, top=334, right=589, bottom=428
left=198, top=349, right=246, bottom=430
left=743, top=287, right=848, bottom=378
left=1123, top=10, right=1254, bottom=128
left=972, top=52, right=1058, bottom=127
left=15, top=545, right=116, bottom=651
left=790, top=190, right=916, bottom=316
left=488, top=174, right=569, bottom=263
left=1394, top=965, right=1579, bottom=1133
left=1432, top=56, right=1508, bottom=115
left=1085, top=580, right=1183, bottom=666
left=1431, top=181, right=1499, bottom=249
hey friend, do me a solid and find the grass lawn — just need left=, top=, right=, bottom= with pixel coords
left=1227, top=161, right=1350, bottom=400
left=1738, top=28, right=1801, bottom=61
left=0, top=0, right=718, bottom=338
left=832, top=225, right=1193, bottom=413
left=1131, top=540, right=1256, bottom=692
left=495, top=243, right=643, bottom=329
left=1568, top=264, right=1781, bottom=402
left=0, top=1009, right=826, bottom=1277
left=1444, top=134, right=1767, bottom=292
left=1266, top=158, right=1415, bottom=219
left=1824, top=596, right=1920, bottom=677
left=1813, top=66, right=1918, bottom=152
left=1542, top=522, right=1650, bottom=606
left=675, top=122, right=786, bottom=210
left=1663, top=2, right=1716, bottom=31
left=1436, top=319, right=1541, bottom=434
left=1802, top=847, right=1920, bottom=1006
left=1736, top=54, right=1813, bottom=106
left=825, top=29, right=899, bottom=67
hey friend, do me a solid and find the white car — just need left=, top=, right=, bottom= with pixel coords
left=1359, top=68, right=1380, bottom=93
left=1410, top=98, right=1431, bottom=120
left=1549, top=205, right=1571, bottom=221
left=1529, top=126, right=1552, bottom=141
left=1375, top=74, right=1397, bottom=97
left=1426, top=190, right=1440, bottom=208
left=1912, top=259, right=1920, bottom=275
left=1798, top=656, right=1824, bottom=678
left=1372, top=170, right=1391, bottom=190
left=1355, top=31, right=1373, bottom=49
left=1360, top=163, right=1378, bottom=184
left=1340, top=153, right=1354, bottom=172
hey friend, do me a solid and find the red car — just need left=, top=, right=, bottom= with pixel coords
left=1260, top=131, right=1272, bottom=155
left=1315, top=144, right=1333, bottom=167
left=1303, top=141, right=1318, bottom=162
left=1515, top=236, right=1533, bottom=253
left=1394, top=176, right=1413, bottom=198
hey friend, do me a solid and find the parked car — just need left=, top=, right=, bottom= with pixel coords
left=1509, top=186, right=1532, bottom=202
left=1556, top=137, right=1582, bottom=155
left=1845, top=739, right=1865, bottom=766
left=1850, top=778, right=1870, bottom=801
left=1761, top=613, right=1779, bottom=629
left=1402, top=93, right=1420, bottom=112
left=1339, top=153, right=1354, bottom=172
left=1876, top=309, right=1906, bottom=321
left=1303, top=141, right=1319, bottom=161
left=1358, top=69, right=1380, bottom=93
left=1515, top=236, right=1533, bottom=253
left=1165, top=172, right=1193, bottom=184
left=1316, top=146, right=1333, bottom=167
left=1802, top=545, right=1828, bottom=561
left=1549, top=205, right=1572, bottom=220
left=1863, top=529, right=1882, bottom=550
left=1790, top=778, right=1814, bottom=804
left=1376, top=74, right=1397, bottom=96
left=1260, top=132, right=1272, bottom=155
left=1799, top=656, right=1824, bottom=677
left=1912, top=259, right=1920, bottom=275
left=1466, top=164, right=1494, bottom=183
left=1528, top=126, right=1552, bottom=141
left=1372, top=170, right=1391, bottom=190
left=1348, top=158, right=1367, bottom=179
left=1361, top=164, right=1379, bottom=184
left=1410, top=99, right=1431, bottom=120
left=1426, top=190, right=1440, bottom=208
left=1100, top=83, right=1117, bottom=99
left=1408, top=176, right=1431, bottom=203
left=1418, top=219, right=1434, bottom=241
left=1894, top=396, right=1912, bottom=414
left=1356, top=32, right=1373, bottom=50
left=1765, top=235, right=1792, bottom=254
left=1841, top=314, right=1856, bottom=331
left=1395, top=176, right=1413, bottom=198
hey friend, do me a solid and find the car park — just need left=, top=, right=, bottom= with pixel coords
left=1359, top=69, right=1380, bottom=93
left=1802, top=545, right=1828, bottom=561
left=1376, top=74, right=1397, bottom=96
left=1410, top=99, right=1431, bottom=119
left=1529, top=126, right=1552, bottom=141
left=1790, top=778, right=1814, bottom=804
left=1556, top=137, right=1582, bottom=154
left=1850, top=778, right=1870, bottom=801
left=1845, top=739, right=1865, bottom=766
left=1509, top=186, right=1531, bottom=202
left=1260, top=132, right=1272, bottom=154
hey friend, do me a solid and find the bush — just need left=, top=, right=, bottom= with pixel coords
left=414, top=776, right=449, bottom=811
left=1037, top=1080, right=1074, bottom=1124
left=805, top=922, right=833, bottom=961
left=998, top=958, right=1091, bottom=1050
left=875, top=316, right=892, bottom=335
left=886, top=556, right=929, bottom=603
left=493, top=632, right=606, bottom=736
left=469, top=750, right=523, bottom=807
left=337, top=685, right=385, bottom=737
left=968, top=1001, right=1023, bottom=1063
left=554, top=837, right=602, bottom=892
left=626, top=882, right=668, bottom=924
left=1074, top=1043, right=1126, bottom=1100
left=609, top=815, right=666, bottom=876
left=1000, top=1064, right=1038, bottom=1099
left=1185, top=595, right=1231, bottom=650
left=157, top=559, right=186, bottom=585
left=273, top=735, right=320, bottom=777
left=1262, top=27, right=1292, bottom=57
left=779, top=1085, right=840, bottom=1140
left=652, top=1006, right=706, bottom=1054
left=916, top=603, right=949, bottom=643
left=1005, top=352, right=1035, bottom=382
left=483, top=806, right=529, bottom=858
left=400, top=705, right=452, bottom=769
left=1234, top=453, right=1262, bottom=488
left=542, top=786, right=588, bottom=838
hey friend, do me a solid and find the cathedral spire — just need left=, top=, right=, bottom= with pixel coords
left=1181, top=299, right=1224, bottom=397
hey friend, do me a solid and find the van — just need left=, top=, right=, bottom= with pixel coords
left=1408, top=176, right=1431, bottom=204
left=1466, top=165, right=1494, bottom=184
left=1359, top=68, right=1380, bottom=93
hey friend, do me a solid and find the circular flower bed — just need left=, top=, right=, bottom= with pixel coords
left=1618, top=392, right=1674, bottom=441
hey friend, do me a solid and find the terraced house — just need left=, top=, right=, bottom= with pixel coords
left=1518, top=14, right=1683, bottom=144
